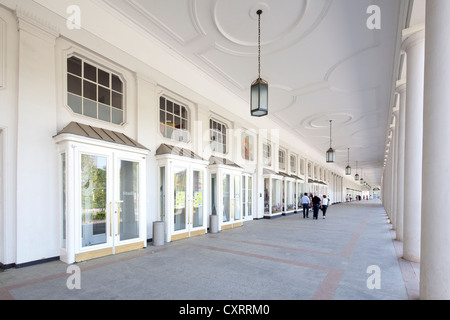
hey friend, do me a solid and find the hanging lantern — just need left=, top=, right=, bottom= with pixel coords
left=250, top=10, right=268, bottom=117
left=345, top=148, right=351, bottom=175
left=326, top=120, right=335, bottom=163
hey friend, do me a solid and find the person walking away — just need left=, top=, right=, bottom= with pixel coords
left=301, top=193, right=310, bottom=218
left=312, top=195, right=321, bottom=220
left=321, top=195, right=329, bottom=219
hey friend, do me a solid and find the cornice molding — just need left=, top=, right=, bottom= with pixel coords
left=15, top=6, right=59, bottom=42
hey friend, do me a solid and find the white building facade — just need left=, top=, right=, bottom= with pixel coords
left=0, top=1, right=366, bottom=267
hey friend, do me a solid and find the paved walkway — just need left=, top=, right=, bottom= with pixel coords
left=0, top=200, right=418, bottom=301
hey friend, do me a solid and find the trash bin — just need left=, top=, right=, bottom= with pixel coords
left=153, top=221, right=165, bottom=246
left=210, top=214, right=219, bottom=234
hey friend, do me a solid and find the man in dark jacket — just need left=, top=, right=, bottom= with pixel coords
left=311, top=195, right=321, bottom=220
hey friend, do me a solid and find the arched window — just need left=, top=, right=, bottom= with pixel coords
left=67, top=55, right=124, bottom=124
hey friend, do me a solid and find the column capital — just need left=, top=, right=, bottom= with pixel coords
left=396, top=79, right=407, bottom=93
left=402, top=24, right=425, bottom=52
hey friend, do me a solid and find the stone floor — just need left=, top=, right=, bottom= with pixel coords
left=0, top=200, right=419, bottom=302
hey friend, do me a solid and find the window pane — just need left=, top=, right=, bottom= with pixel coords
left=68, top=74, right=82, bottom=96
left=98, top=69, right=110, bottom=88
left=160, top=97, right=166, bottom=110
left=67, top=56, right=82, bottom=76
left=83, top=81, right=97, bottom=101
left=84, top=63, right=97, bottom=82
left=160, top=110, right=165, bottom=124
left=112, top=74, right=123, bottom=93
left=166, top=113, right=173, bottom=127
left=83, top=98, right=97, bottom=118
left=167, top=100, right=173, bottom=114
left=98, top=87, right=111, bottom=105
left=68, top=93, right=82, bottom=114
left=174, top=103, right=180, bottom=116
left=112, top=108, right=123, bottom=125
left=174, top=116, right=181, bottom=129
left=98, top=103, right=111, bottom=122
left=112, top=92, right=123, bottom=110
left=181, top=107, right=187, bottom=119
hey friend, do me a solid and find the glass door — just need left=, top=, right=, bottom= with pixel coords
left=173, top=167, right=187, bottom=235
left=242, top=174, right=253, bottom=221
left=171, top=165, right=207, bottom=241
left=223, top=173, right=231, bottom=223
left=234, top=175, right=241, bottom=221
left=192, top=170, right=204, bottom=229
left=77, top=151, right=145, bottom=262
left=221, top=171, right=243, bottom=229
left=116, top=160, right=140, bottom=243
left=81, top=154, right=110, bottom=249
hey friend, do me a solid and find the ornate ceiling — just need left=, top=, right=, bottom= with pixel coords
left=99, top=0, right=411, bottom=187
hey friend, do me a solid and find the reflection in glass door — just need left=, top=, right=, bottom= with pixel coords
left=234, top=176, right=241, bottom=220
left=243, top=175, right=253, bottom=221
left=81, top=154, right=108, bottom=248
left=192, top=170, right=203, bottom=228
left=174, top=168, right=187, bottom=232
left=223, top=174, right=230, bottom=222
left=118, top=160, right=140, bottom=241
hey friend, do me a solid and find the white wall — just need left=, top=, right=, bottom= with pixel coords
left=0, top=6, right=18, bottom=266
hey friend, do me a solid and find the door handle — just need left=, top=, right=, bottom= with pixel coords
left=109, top=202, right=112, bottom=237
left=116, top=201, right=122, bottom=236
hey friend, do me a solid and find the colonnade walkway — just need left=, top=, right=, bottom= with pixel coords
left=0, top=200, right=419, bottom=301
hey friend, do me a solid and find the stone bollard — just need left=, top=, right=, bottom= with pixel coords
left=152, top=221, right=165, bottom=246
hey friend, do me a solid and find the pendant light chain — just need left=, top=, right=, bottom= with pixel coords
left=329, top=120, right=333, bottom=148
left=257, top=10, right=262, bottom=79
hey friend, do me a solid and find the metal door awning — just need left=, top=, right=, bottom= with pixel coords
left=54, top=122, right=149, bottom=151
left=155, top=143, right=204, bottom=160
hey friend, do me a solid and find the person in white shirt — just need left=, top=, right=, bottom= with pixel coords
left=321, top=195, right=329, bottom=219
left=301, top=193, right=310, bottom=218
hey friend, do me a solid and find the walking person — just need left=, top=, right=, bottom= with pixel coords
left=312, top=194, right=321, bottom=220
left=321, top=195, right=329, bottom=219
left=301, top=193, right=310, bottom=218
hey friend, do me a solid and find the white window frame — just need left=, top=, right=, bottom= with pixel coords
left=279, top=148, right=286, bottom=172
left=209, top=117, right=229, bottom=155
left=290, top=153, right=297, bottom=174
left=159, top=94, right=191, bottom=143
left=263, top=141, right=272, bottom=167
left=65, top=54, right=126, bottom=125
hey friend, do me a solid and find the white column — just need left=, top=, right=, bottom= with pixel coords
left=402, top=26, right=424, bottom=263
left=420, top=0, right=450, bottom=300
left=395, top=81, right=406, bottom=241
left=391, top=113, right=399, bottom=230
